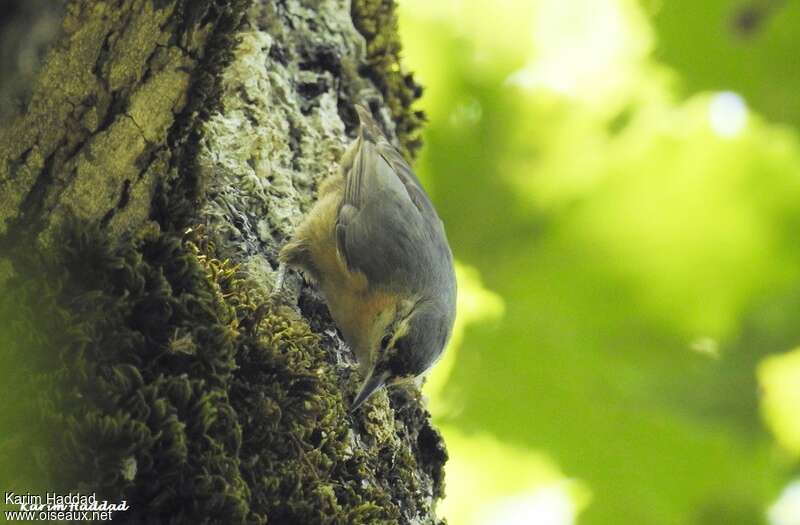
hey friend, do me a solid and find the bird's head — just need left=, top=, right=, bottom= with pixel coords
left=351, top=299, right=454, bottom=410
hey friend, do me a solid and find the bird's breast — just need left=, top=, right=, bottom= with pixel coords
left=321, top=280, right=397, bottom=368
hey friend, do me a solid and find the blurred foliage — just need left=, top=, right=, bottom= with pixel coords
left=651, top=0, right=800, bottom=128
left=398, top=0, right=800, bottom=524
left=759, top=349, right=800, bottom=457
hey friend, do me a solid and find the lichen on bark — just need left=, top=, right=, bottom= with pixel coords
left=0, top=0, right=445, bottom=523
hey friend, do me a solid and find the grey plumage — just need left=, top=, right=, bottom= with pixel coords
left=338, top=108, right=455, bottom=298
left=336, top=106, right=456, bottom=375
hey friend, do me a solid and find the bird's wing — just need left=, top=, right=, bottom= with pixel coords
left=336, top=119, right=442, bottom=289
left=375, top=141, right=438, bottom=220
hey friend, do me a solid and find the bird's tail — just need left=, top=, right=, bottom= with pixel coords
left=354, top=104, right=386, bottom=143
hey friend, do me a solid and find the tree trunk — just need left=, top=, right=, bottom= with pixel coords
left=0, top=1, right=446, bottom=523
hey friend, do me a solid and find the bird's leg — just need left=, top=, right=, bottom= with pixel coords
left=248, top=257, right=301, bottom=336
left=271, top=262, right=288, bottom=299
left=269, top=259, right=304, bottom=308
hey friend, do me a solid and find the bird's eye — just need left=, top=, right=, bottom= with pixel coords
left=380, top=334, right=392, bottom=349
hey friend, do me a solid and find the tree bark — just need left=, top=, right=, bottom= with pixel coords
left=0, top=1, right=446, bottom=523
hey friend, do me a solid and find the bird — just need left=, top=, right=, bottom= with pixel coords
left=277, top=103, right=456, bottom=411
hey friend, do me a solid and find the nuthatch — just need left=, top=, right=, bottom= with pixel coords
left=278, top=104, right=456, bottom=410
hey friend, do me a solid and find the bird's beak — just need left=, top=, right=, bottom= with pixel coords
left=351, top=369, right=390, bottom=412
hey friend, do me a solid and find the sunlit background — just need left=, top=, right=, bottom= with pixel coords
left=398, top=0, right=800, bottom=524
